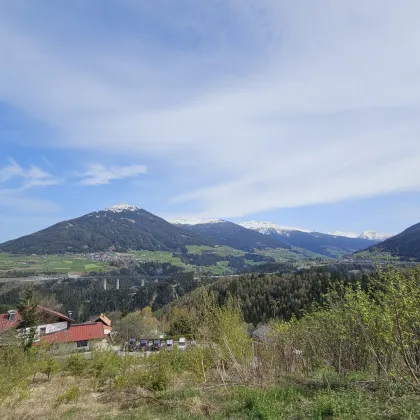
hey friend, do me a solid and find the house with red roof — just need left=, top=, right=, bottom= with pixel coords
left=93, top=313, right=112, bottom=335
left=0, top=306, right=75, bottom=343
left=36, top=322, right=108, bottom=353
left=1, top=306, right=110, bottom=353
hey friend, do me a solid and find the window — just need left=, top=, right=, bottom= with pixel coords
left=76, top=340, right=88, bottom=347
left=40, top=327, right=46, bottom=336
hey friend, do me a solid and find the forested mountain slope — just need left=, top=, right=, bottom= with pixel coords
left=170, top=220, right=290, bottom=252
left=365, top=222, right=420, bottom=260
left=0, top=205, right=213, bottom=254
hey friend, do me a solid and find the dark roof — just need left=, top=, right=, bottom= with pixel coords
left=37, top=306, right=75, bottom=323
left=0, top=306, right=74, bottom=331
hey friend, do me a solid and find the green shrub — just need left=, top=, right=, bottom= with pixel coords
left=90, top=350, right=129, bottom=389
left=63, top=354, right=89, bottom=376
left=0, top=346, right=33, bottom=402
left=56, top=386, right=80, bottom=405
left=116, top=365, right=171, bottom=392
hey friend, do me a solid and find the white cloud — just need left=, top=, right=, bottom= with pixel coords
left=0, top=159, right=61, bottom=189
left=1, top=1, right=420, bottom=217
left=78, top=163, right=147, bottom=185
left=0, top=160, right=23, bottom=183
left=0, top=159, right=61, bottom=214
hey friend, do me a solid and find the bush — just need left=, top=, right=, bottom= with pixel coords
left=62, top=354, right=89, bottom=376
left=90, top=350, right=129, bottom=389
left=56, top=386, right=80, bottom=405
left=0, top=346, right=33, bottom=402
left=115, top=364, right=171, bottom=392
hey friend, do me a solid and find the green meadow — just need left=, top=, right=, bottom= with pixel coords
left=0, top=253, right=109, bottom=276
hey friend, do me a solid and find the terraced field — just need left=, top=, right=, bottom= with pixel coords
left=0, top=253, right=109, bottom=276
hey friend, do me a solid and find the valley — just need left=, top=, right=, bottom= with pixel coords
left=1, top=205, right=419, bottom=420
left=0, top=204, right=394, bottom=281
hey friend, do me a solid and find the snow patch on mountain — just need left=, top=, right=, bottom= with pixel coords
left=330, top=230, right=392, bottom=241
left=169, top=217, right=225, bottom=225
left=104, top=204, right=139, bottom=213
left=358, top=231, right=393, bottom=241
left=240, top=221, right=311, bottom=236
left=329, top=231, right=359, bottom=238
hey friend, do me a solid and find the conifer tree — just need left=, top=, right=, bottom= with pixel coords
left=17, top=286, right=39, bottom=351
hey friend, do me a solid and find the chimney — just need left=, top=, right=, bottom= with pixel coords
left=103, top=278, right=107, bottom=291
left=7, top=310, right=17, bottom=322
left=116, top=279, right=120, bottom=290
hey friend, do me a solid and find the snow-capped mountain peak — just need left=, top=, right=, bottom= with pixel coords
left=240, top=221, right=311, bottom=236
left=329, top=231, right=359, bottom=239
left=329, top=230, right=392, bottom=241
left=104, top=204, right=139, bottom=213
left=168, top=217, right=225, bottom=225
left=358, top=231, right=393, bottom=241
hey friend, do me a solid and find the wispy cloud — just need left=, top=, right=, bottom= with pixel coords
left=78, top=163, right=147, bottom=185
left=0, top=159, right=62, bottom=214
left=1, top=1, right=420, bottom=218
left=0, top=160, right=22, bottom=183
left=0, top=159, right=61, bottom=190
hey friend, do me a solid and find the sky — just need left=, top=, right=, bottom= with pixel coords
left=1, top=0, right=420, bottom=242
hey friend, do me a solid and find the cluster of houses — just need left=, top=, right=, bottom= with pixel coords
left=0, top=306, right=112, bottom=354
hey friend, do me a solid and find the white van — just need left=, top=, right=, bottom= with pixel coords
left=178, top=337, right=186, bottom=351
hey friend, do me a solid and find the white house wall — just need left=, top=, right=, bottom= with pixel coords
left=50, top=339, right=110, bottom=354
left=37, top=321, right=68, bottom=335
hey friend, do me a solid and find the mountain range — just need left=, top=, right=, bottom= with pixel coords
left=329, top=230, right=392, bottom=241
left=169, top=218, right=389, bottom=258
left=0, top=204, right=396, bottom=258
left=170, top=219, right=290, bottom=252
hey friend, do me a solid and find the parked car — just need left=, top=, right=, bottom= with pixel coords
left=128, top=338, right=136, bottom=352
left=153, top=340, right=160, bottom=351
left=140, top=339, right=148, bottom=351
left=178, top=337, right=186, bottom=351
left=166, top=339, right=173, bottom=350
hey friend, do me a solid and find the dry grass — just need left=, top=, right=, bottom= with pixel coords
left=0, top=375, right=121, bottom=420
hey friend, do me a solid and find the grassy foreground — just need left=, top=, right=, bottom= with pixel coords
left=1, top=349, right=419, bottom=420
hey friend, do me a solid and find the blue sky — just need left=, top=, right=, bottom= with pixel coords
left=1, top=0, right=420, bottom=242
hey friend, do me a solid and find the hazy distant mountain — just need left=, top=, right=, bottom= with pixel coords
left=365, top=222, right=420, bottom=260
left=329, top=230, right=393, bottom=241
left=0, top=204, right=213, bottom=254
left=240, top=221, right=383, bottom=257
left=169, top=218, right=290, bottom=252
